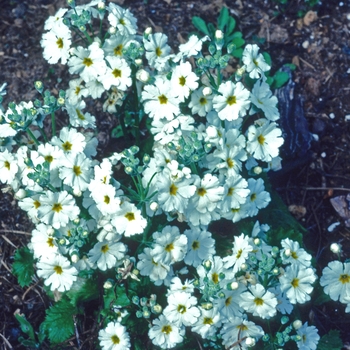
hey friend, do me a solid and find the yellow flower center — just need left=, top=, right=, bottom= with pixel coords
left=83, top=57, right=93, bottom=67
left=111, top=335, right=120, bottom=344
left=254, top=297, right=264, bottom=306
left=161, top=325, right=172, bottom=334
left=192, top=240, right=200, bottom=250
left=291, top=278, right=299, bottom=288
left=47, top=237, right=55, bottom=247
left=155, top=47, right=162, bottom=57
left=112, top=69, right=122, bottom=78
left=339, top=274, right=350, bottom=284
left=226, top=95, right=236, bottom=105
left=227, top=187, right=234, bottom=196
left=226, top=158, right=234, bottom=168
left=114, top=44, right=123, bottom=56
left=203, top=317, right=213, bottom=325
left=237, top=324, right=248, bottom=331
left=225, top=296, right=232, bottom=306
left=76, top=109, right=85, bottom=120
left=125, top=212, right=135, bottom=221
left=62, top=141, right=73, bottom=151
left=250, top=193, right=257, bottom=201
left=179, top=76, right=186, bottom=86
left=165, top=243, right=174, bottom=252
left=4, top=160, right=10, bottom=170
left=212, top=272, right=219, bottom=284
left=52, top=203, right=62, bottom=213
left=75, top=86, right=81, bottom=95
left=158, top=94, right=168, bottom=104
left=291, top=251, right=298, bottom=259
left=45, top=155, right=53, bottom=163
left=169, top=183, right=178, bottom=196
left=104, top=196, right=110, bottom=204
left=101, top=244, right=109, bottom=253
left=199, top=97, right=207, bottom=105
left=34, top=200, right=41, bottom=209
left=73, top=165, right=82, bottom=176
left=177, top=304, right=186, bottom=314
left=197, top=187, right=207, bottom=197
left=236, top=249, right=243, bottom=259
left=54, top=265, right=63, bottom=274
left=258, top=134, right=265, bottom=145
left=56, top=38, right=63, bottom=49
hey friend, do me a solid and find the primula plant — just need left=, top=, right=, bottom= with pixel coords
left=0, top=1, right=346, bottom=349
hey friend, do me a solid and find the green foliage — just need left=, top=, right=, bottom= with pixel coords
left=15, top=313, right=40, bottom=349
left=41, top=297, right=78, bottom=344
left=12, top=246, right=35, bottom=287
left=317, top=330, right=343, bottom=350
left=66, top=277, right=99, bottom=305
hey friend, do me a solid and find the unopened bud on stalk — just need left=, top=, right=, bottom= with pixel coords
left=150, top=202, right=158, bottom=212
left=134, top=58, right=143, bottom=66
left=71, top=253, right=79, bottom=263
left=109, top=26, right=116, bottom=35
left=215, top=29, right=224, bottom=40
left=14, top=189, right=26, bottom=200
left=144, top=27, right=152, bottom=36
left=253, top=166, right=262, bottom=175
left=202, top=87, right=212, bottom=96
left=284, top=248, right=291, bottom=257
left=246, top=337, right=256, bottom=347
left=98, top=2, right=105, bottom=10
left=330, top=242, right=341, bottom=254
left=103, top=280, right=113, bottom=289
left=293, top=320, right=303, bottom=330
left=136, top=69, right=150, bottom=83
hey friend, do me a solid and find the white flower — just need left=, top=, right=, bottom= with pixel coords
left=37, top=253, right=78, bottom=292
left=281, top=238, right=312, bottom=268
left=279, top=264, right=317, bottom=304
left=107, top=3, right=137, bottom=36
left=88, top=240, right=127, bottom=271
left=188, top=87, right=213, bottom=116
left=213, top=81, right=250, bottom=121
left=100, top=56, right=131, bottom=91
left=191, top=173, right=224, bottom=213
left=156, top=167, right=196, bottom=214
left=31, top=223, right=58, bottom=259
left=250, top=80, right=280, bottom=121
left=220, top=316, right=264, bottom=349
left=137, top=247, right=170, bottom=285
left=239, top=283, right=278, bottom=319
left=68, top=42, right=107, bottom=83
left=151, top=226, right=188, bottom=265
left=59, top=152, right=93, bottom=193
left=178, top=34, right=209, bottom=58
left=41, top=27, right=71, bottom=64
left=111, top=201, right=147, bottom=237
left=44, top=8, right=68, bottom=31
left=144, top=33, right=171, bottom=69
left=163, top=291, right=200, bottom=327
left=191, top=306, right=221, bottom=339
left=296, top=322, right=320, bottom=350
left=142, top=77, right=181, bottom=121
left=37, top=143, right=64, bottom=170
left=0, top=149, right=18, bottom=185
left=241, top=178, right=271, bottom=217
left=220, top=174, right=250, bottom=212
left=103, top=33, right=137, bottom=58
left=149, top=314, right=184, bottom=349
left=170, top=61, right=199, bottom=102
left=320, top=260, right=350, bottom=303
left=65, top=100, right=96, bottom=129
left=269, top=286, right=293, bottom=315
left=246, top=118, right=284, bottom=162
left=66, top=78, right=89, bottom=105
left=184, top=227, right=216, bottom=267
left=51, top=127, right=86, bottom=155
left=223, top=233, right=253, bottom=274
left=98, top=321, right=131, bottom=350
left=90, top=183, right=121, bottom=216
left=168, top=276, right=195, bottom=295
left=242, top=44, right=270, bottom=79
left=37, top=190, right=80, bottom=229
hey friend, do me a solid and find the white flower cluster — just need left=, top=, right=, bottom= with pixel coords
left=1, top=1, right=341, bottom=349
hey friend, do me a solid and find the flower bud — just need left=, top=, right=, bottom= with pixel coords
left=246, top=337, right=256, bottom=347
left=253, top=166, right=262, bottom=175
left=202, top=87, right=212, bottom=96
left=293, top=320, right=302, bottom=330
left=330, top=242, right=341, bottom=254
left=152, top=304, right=162, bottom=314
left=215, top=29, right=224, bottom=40
left=150, top=202, right=158, bottom=212
left=98, top=2, right=105, bottom=10
left=144, top=27, right=152, bottom=35
left=136, top=69, right=150, bottom=83
left=14, top=189, right=27, bottom=200
left=227, top=281, right=239, bottom=290
left=71, top=253, right=79, bottom=263
left=201, top=302, right=213, bottom=310
left=284, top=248, right=291, bottom=257
left=109, top=26, right=116, bottom=34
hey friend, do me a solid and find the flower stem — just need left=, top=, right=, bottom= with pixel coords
left=26, top=128, right=40, bottom=146
left=51, top=111, right=56, bottom=137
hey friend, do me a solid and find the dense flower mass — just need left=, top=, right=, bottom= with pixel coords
left=1, top=1, right=338, bottom=349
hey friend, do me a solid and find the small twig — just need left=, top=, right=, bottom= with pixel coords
left=0, top=229, right=31, bottom=235
left=0, top=332, right=13, bottom=349
left=1, top=235, right=18, bottom=248
left=73, top=315, right=81, bottom=349
left=0, top=259, right=12, bottom=274
left=227, top=336, right=247, bottom=350
left=299, top=56, right=316, bottom=71
left=22, top=279, right=42, bottom=301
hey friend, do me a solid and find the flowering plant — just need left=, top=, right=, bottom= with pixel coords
left=0, top=1, right=346, bottom=349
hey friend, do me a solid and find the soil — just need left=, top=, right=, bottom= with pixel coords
left=1, top=0, right=350, bottom=349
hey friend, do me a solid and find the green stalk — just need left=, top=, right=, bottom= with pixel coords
left=26, top=128, right=40, bottom=146
left=51, top=111, right=56, bottom=137
left=38, top=126, right=48, bottom=143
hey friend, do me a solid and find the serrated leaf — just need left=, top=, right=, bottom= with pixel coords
left=66, top=277, right=99, bottom=306
left=15, top=314, right=36, bottom=341
left=41, top=297, right=77, bottom=344
left=192, top=16, right=210, bottom=36
left=12, top=247, right=35, bottom=287
left=115, top=285, right=131, bottom=307
left=218, top=7, right=229, bottom=31
left=317, top=330, right=343, bottom=350
left=272, top=70, right=290, bottom=89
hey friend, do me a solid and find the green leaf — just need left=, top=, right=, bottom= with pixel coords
left=115, top=285, right=131, bottom=307
left=262, top=52, right=272, bottom=67
left=218, top=7, right=230, bottom=31
left=15, top=314, right=36, bottom=341
left=231, top=36, right=245, bottom=48
left=41, top=297, right=78, bottom=344
left=317, top=330, right=343, bottom=350
left=226, top=17, right=236, bottom=35
left=272, top=70, right=290, bottom=89
left=12, top=247, right=35, bottom=287
left=231, top=48, right=243, bottom=58
left=192, top=16, right=210, bottom=36
left=66, top=277, right=99, bottom=306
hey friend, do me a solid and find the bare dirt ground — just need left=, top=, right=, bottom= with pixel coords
left=1, top=0, right=350, bottom=348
